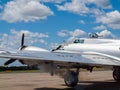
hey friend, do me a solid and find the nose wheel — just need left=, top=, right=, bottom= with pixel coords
left=64, top=70, right=79, bottom=87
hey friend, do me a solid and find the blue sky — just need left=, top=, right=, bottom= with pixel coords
left=0, top=0, right=120, bottom=65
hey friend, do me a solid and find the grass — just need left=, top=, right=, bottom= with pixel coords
left=0, top=67, right=111, bottom=74
left=0, top=70, right=43, bottom=73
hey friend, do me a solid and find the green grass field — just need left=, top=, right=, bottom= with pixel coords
left=0, top=70, right=43, bottom=73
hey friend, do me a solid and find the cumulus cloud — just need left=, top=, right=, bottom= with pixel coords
left=57, top=29, right=88, bottom=46
left=57, top=30, right=68, bottom=37
left=10, top=29, right=48, bottom=38
left=97, top=30, right=116, bottom=38
left=57, top=28, right=116, bottom=43
left=69, top=29, right=87, bottom=37
left=39, top=0, right=65, bottom=3
left=96, top=10, right=120, bottom=29
left=0, top=29, right=49, bottom=50
left=87, top=0, right=112, bottom=9
left=57, top=29, right=87, bottom=38
left=0, top=0, right=54, bottom=23
left=56, top=0, right=89, bottom=15
left=56, top=0, right=111, bottom=15
left=90, top=8, right=105, bottom=16
left=93, top=25, right=107, bottom=30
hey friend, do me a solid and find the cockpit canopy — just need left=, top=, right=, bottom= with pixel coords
left=73, top=39, right=84, bottom=44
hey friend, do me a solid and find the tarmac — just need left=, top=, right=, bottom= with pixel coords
left=0, top=70, right=120, bottom=90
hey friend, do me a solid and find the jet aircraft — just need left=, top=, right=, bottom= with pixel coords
left=0, top=33, right=120, bottom=87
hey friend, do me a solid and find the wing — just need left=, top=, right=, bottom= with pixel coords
left=0, top=50, right=120, bottom=66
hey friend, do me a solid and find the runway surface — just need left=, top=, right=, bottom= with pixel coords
left=0, top=71, right=120, bottom=90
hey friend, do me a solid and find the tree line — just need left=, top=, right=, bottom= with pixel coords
left=0, top=66, right=38, bottom=71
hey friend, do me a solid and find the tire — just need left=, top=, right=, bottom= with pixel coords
left=113, top=69, right=120, bottom=82
left=64, top=71, right=78, bottom=87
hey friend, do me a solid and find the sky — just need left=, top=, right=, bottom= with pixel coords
left=0, top=0, right=120, bottom=66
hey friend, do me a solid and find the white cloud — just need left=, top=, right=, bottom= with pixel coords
left=90, top=8, right=105, bottom=16
left=0, top=29, right=49, bottom=50
left=57, top=29, right=87, bottom=45
left=57, top=30, right=68, bottom=37
left=69, top=29, right=87, bottom=37
left=93, top=25, right=107, bottom=30
left=50, top=43, right=60, bottom=49
left=0, top=0, right=54, bottom=23
left=39, top=0, right=65, bottom=3
left=39, top=39, right=48, bottom=45
left=10, top=29, right=49, bottom=38
left=56, top=0, right=111, bottom=15
left=97, top=10, right=120, bottom=29
left=87, top=0, right=112, bottom=9
left=57, top=28, right=116, bottom=43
left=56, top=0, right=89, bottom=15
left=79, top=20, right=85, bottom=24
left=98, top=30, right=115, bottom=38
left=57, top=29, right=87, bottom=37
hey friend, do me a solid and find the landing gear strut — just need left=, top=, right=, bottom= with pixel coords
left=64, top=69, right=79, bottom=87
left=113, top=67, right=120, bottom=82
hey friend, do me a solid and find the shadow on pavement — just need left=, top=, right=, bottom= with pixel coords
left=82, top=81, right=120, bottom=90
left=34, top=80, right=120, bottom=90
left=34, top=87, right=75, bottom=90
